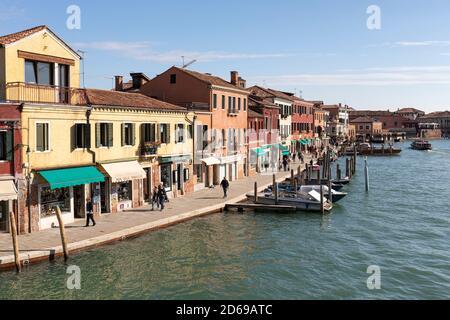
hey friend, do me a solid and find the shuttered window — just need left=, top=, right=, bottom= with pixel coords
left=176, top=124, right=185, bottom=143
left=73, top=124, right=90, bottom=149
left=36, top=123, right=49, bottom=152
left=160, top=124, right=170, bottom=144
left=121, top=123, right=135, bottom=146
left=141, top=123, right=156, bottom=143
left=0, top=131, right=13, bottom=161
left=96, top=123, right=113, bottom=148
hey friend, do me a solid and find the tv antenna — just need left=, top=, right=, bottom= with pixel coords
left=77, top=50, right=87, bottom=88
left=181, top=56, right=197, bottom=69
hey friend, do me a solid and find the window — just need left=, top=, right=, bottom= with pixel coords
left=244, top=98, right=247, bottom=111
left=141, top=123, right=156, bottom=143
left=40, top=187, right=71, bottom=218
left=238, top=98, right=241, bottom=111
left=122, top=123, right=135, bottom=146
left=176, top=124, right=185, bottom=143
left=170, top=74, right=177, bottom=84
left=25, top=60, right=54, bottom=85
left=160, top=163, right=172, bottom=191
left=222, top=95, right=225, bottom=110
left=213, top=94, right=218, bottom=109
left=228, top=97, right=232, bottom=113
left=117, top=181, right=132, bottom=201
left=96, top=123, right=113, bottom=148
left=211, top=129, right=217, bottom=150
left=187, top=125, right=193, bottom=140
left=36, top=123, right=49, bottom=152
left=0, top=131, right=12, bottom=161
left=233, top=97, right=237, bottom=113
left=160, top=124, right=170, bottom=144
left=222, top=129, right=226, bottom=147
left=74, top=124, right=90, bottom=149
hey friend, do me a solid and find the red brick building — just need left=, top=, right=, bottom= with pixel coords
left=0, top=103, right=23, bottom=233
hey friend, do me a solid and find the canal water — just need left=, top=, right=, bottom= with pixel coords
left=1, top=140, right=450, bottom=300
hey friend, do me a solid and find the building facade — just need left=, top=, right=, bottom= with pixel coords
left=140, top=67, right=249, bottom=185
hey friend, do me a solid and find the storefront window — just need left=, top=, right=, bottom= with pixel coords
left=40, top=187, right=71, bottom=218
left=117, top=182, right=132, bottom=202
left=160, top=164, right=172, bottom=191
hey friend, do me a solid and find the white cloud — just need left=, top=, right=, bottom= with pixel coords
left=0, top=5, right=25, bottom=21
left=367, top=41, right=450, bottom=48
left=248, top=65, right=450, bottom=87
left=73, top=41, right=291, bottom=63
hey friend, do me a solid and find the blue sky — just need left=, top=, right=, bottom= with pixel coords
left=1, top=0, right=450, bottom=112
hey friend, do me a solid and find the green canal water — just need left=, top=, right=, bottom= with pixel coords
left=1, top=140, right=450, bottom=300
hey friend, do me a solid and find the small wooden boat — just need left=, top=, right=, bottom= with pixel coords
left=411, top=140, right=432, bottom=151
left=246, top=190, right=333, bottom=213
left=298, top=185, right=348, bottom=203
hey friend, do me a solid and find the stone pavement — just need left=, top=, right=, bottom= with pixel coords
left=0, top=159, right=310, bottom=270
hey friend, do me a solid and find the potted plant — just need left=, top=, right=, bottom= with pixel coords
left=142, top=141, right=160, bottom=156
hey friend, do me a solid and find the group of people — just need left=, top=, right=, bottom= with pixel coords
left=151, top=184, right=169, bottom=211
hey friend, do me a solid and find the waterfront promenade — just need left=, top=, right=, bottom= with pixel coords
left=0, top=160, right=308, bottom=270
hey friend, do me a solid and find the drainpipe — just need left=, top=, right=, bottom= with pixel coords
left=86, top=105, right=96, bottom=164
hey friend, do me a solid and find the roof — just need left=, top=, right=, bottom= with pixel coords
left=248, top=96, right=279, bottom=109
left=248, top=108, right=264, bottom=118
left=83, top=89, right=187, bottom=112
left=420, top=111, right=450, bottom=118
left=397, top=108, right=425, bottom=114
left=350, top=116, right=378, bottom=123
left=0, top=25, right=81, bottom=59
left=247, top=86, right=276, bottom=100
left=266, top=88, right=294, bottom=102
left=350, top=110, right=393, bottom=117
left=175, top=67, right=247, bottom=92
left=0, top=25, right=47, bottom=45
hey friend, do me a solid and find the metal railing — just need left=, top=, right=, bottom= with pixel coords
left=2, top=82, right=88, bottom=105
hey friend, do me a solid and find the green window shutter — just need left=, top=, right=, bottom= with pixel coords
left=5, top=129, right=13, bottom=161
left=140, top=124, right=145, bottom=144
left=121, top=123, right=125, bottom=147
left=71, top=125, right=76, bottom=151
left=108, top=123, right=114, bottom=147
left=36, top=123, right=43, bottom=152
left=95, top=123, right=101, bottom=148
left=131, top=123, right=136, bottom=146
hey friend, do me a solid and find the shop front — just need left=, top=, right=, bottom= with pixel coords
left=0, top=179, right=18, bottom=232
left=99, top=161, right=146, bottom=213
left=36, top=166, right=105, bottom=230
left=158, top=155, right=192, bottom=198
left=213, top=155, right=244, bottom=184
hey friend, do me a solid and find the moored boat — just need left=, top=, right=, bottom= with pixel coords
left=359, top=143, right=402, bottom=156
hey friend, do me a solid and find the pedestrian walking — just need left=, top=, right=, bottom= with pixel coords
left=220, top=177, right=230, bottom=198
left=151, top=186, right=159, bottom=211
left=157, top=184, right=167, bottom=211
left=85, top=198, right=96, bottom=227
left=282, top=158, right=288, bottom=172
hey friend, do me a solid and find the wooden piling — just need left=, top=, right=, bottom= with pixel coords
left=254, top=182, right=258, bottom=204
left=291, top=169, right=295, bottom=187
left=320, top=184, right=325, bottom=215
left=274, top=183, right=279, bottom=205
left=336, top=164, right=341, bottom=180
left=294, top=179, right=298, bottom=198
left=272, top=174, right=276, bottom=196
left=9, top=211, right=21, bottom=272
left=55, top=206, right=69, bottom=260
left=328, top=165, right=333, bottom=206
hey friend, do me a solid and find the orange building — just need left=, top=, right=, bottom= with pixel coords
left=140, top=67, right=249, bottom=186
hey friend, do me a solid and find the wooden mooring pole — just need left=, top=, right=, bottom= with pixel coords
left=291, top=169, right=295, bottom=187
left=336, top=164, right=341, bottom=180
left=364, top=157, right=370, bottom=192
left=254, top=182, right=258, bottom=204
left=9, top=211, right=21, bottom=272
left=55, top=206, right=69, bottom=260
left=320, top=184, right=325, bottom=215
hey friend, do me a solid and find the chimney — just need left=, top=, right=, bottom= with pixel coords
left=238, top=77, right=247, bottom=89
left=115, top=76, right=123, bottom=91
left=231, top=71, right=239, bottom=86
left=130, top=73, right=149, bottom=90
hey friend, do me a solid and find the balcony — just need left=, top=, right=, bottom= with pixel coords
left=140, top=143, right=160, bottom=157
left=2, top=82, right=87, bottom=105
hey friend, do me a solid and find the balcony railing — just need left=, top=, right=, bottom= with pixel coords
left=2, top=82, right=87, bottom=105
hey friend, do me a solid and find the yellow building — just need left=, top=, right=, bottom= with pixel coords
left=1, top=26, right=195, bottom=232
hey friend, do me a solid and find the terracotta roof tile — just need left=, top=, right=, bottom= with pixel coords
left=0, top=25, right=47, bottom=45
left=84, top=89, right=187, bottom=112
left=350, top=116, right=378, bottom=123
left=176, top=67, right=246, bottom=92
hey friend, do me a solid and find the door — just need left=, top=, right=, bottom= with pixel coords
left=73, top=185, right=85, bottom=219
left=100, top=180, right=110, bottom=214
left=219, top=165, right=226, bottom=181
left=143, top=168, right=152, bottom=202
left=177, top=164, right=182, bottom=191
left=0, top=201, right=8, bottom=232
left=59, top=64, right=70, bottom=103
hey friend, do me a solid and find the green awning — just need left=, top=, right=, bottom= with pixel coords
left=252, top=148, right=266, bottom=157
left=282, top=151, right=291, bottom=156
left=39, top=166, right=105, bottom=190
left=279, top=144, right=289, bottom=152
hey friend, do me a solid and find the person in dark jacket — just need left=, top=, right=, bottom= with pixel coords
left=157, top=184, right=167, bottom=211
left=85, top=198, right=96, bottom=227
left=220, top=177, right=230, bottom=198
left=151, top=186, right=159, bottom=211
